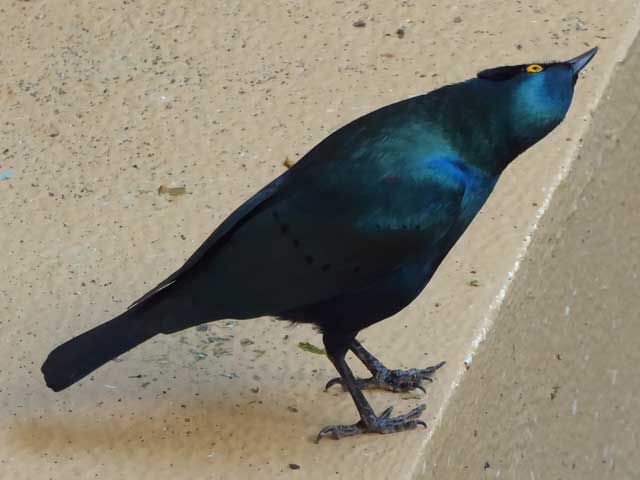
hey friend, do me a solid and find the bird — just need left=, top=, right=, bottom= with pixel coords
left=41, top=47, right=598, bottom=441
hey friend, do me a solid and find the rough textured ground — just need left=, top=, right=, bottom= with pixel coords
left=1, top=1, right=638, bottom=479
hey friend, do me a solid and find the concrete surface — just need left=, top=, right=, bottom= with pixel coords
left=0, top=1, right=638, bottom=479
left=425, top=32, right=640, bottom=479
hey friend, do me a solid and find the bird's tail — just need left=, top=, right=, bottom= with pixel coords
left=41, top=303, right=161, bottom=392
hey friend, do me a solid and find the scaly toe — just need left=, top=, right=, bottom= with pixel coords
left=419, top=361, right=446, bottom=381
left=379, top=406, right=394, bottom=419
left=316, top=422, right=364, bottom=442
left=324, top=362, right=445, bottom=394
left=375, top=404, right=428, bottom=433
left=400, top=403, right=427, bottom=420
left=316, top=404, right=428, bottom=441
left=325, top=376, right=378, bottom=392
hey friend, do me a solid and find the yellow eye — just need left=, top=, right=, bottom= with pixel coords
left=526, top=64, right=544, bottom=73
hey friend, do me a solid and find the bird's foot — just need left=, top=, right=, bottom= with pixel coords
left=316, top=404, right=426, bottom=442
left=325, top=361, right=445, bottom=393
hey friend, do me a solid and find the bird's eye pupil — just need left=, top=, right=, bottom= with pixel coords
left=527, top=64, right=544, bottom=73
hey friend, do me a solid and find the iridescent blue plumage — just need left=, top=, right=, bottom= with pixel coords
left=42, top=48, right=598, bottom=440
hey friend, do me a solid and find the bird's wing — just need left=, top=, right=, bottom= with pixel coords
left=128, top=178, right=283, bottom=309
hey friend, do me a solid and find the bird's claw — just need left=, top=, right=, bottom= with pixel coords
left=316, top=404, right=427, bottom=442
left=325, top=361, right=445, bottom=393
left=324, top=377, right=345, bottom=391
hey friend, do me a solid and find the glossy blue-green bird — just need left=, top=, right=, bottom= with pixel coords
left=42, top=48, right=597, bottom=440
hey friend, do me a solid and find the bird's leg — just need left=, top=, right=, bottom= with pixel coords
left=325, top=339, right=445, bottom=393
left=317, top=333, right=427, bottom=441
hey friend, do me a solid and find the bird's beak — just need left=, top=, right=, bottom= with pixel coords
left=567, top=47, right=598, bottom=76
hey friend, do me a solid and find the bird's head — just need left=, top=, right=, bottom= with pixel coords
left=476, top=47, right=598, bottom=154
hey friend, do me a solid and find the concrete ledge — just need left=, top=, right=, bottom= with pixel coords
left=425, top=29, right=640, bottom=479
left=1, top=2, right=639, bottom=479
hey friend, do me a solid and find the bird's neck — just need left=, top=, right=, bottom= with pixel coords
left=431, top=79, right=566, bottom=177
left=508, top=77, right=572, bottom=154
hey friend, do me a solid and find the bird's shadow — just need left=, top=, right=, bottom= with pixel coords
left=7, top=386, right=331, bottom=459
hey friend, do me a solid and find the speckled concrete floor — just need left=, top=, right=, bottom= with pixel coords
left=1, top=1, right=638, bottom=479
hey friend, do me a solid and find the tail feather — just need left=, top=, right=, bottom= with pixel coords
left=41, top=304, right=159, bottom=392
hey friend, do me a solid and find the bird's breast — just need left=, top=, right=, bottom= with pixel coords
left=420, top=156, right=497, bottom=227
left=458, top=166, right=497, bottom=225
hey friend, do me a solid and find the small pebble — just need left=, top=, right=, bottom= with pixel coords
left=0, top=170, right=16, bottom=181
left=193, top=351, right=207, bottom=361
